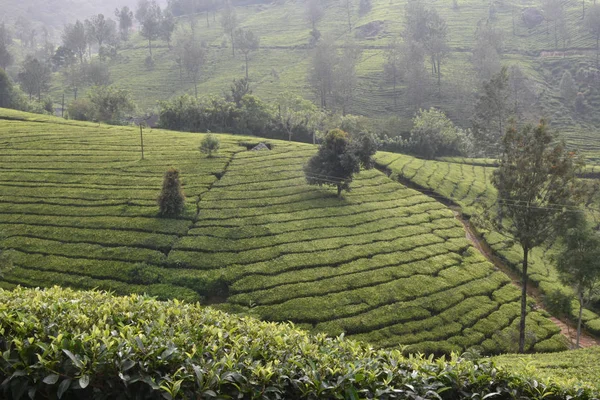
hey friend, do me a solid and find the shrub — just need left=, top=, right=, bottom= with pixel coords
left=66, top=98, right=94, bottom=121
left=408, top=108, right=473, bottom=159
left=157, top=168, right=185, bottom=217
left=199, top=133, right=220, bottom=157
left=0, top=287, right=597, bottom=400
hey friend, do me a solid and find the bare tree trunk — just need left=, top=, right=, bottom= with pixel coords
left=245, top=54, right=249, bottom=79
left=231, top=31, right=235, bottom=56
left=194, top=80, right=198, bottom=98
left=149, top=39, right=152, bottom=56
left=519, top=246, right=529, bottom=353
left=337, top=184, right=342, bottom=198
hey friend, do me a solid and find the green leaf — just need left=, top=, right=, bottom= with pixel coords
left=57, top=379, right=72, bottom=399
left=43, top=374, right=59, bottom=385
left=79, top=375, right=90, bottom=389
left=63, top=349, right=84, bottom=369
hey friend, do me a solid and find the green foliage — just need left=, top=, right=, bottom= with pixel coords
left=199, top=133, right=220, bottom=158
left=304, top=129, right=376, bottom=197
left=0, top=287, right=597, bottom=400
left=408, top=108, right=473, bottom=159
left=68, top=85, right=135, bottom=123
left=158, top=168, right=186, bottom=217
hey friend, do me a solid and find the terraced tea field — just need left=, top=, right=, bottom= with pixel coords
left=374, top=151, right=600, bottom=337
left=0, top=109, right=567, bottom=353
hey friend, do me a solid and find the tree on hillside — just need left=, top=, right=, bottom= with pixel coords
left=227, top=77, right=251, bottom=108
left=160, top=11, right=176, bottom=49
left=221, top=1, right=238, bottom=56
left=0, top=69, right=18, bottom=109
left=543, top=0, right=567, bottom=49
left=115, top=6, right=134, bottom=41
left=305, top=0, right=324, bottom=31
left=402, top=40, right=429, bottom=111
left=383, top=36, right=402, bottom=107
left=492, top=120, right=587, bottom=353
left=87, top=14, right=117, bottom=50
left=86, top=85, right=136, bottom=123
left=85, top=60, right=111, bottom=86
left=559, top=70, right=577, bottom=105
left=0, top=23, right=13, bottom=71
left=180, top=37, right=206, bottom=98
left=585, top=4, right=600, bottom=66
left=18, top=56, right=51, bottom=101
left=556, top=216, right=600, bottom=349
left=304, top=129, right=376, bottom=198
left=308, top=38, right=337, bottom=109
left=334, top=43, right=362, bottom=116
left=403, top=0, right=429, bottom=44
left=200, top=133, right=220, bottom=157
left=62, top=20, right=88, bottom=63
left=423, top=8, right=448, bottom=87
left=471, top=66, right=510, bottom=156
left=278, top=92, right=322, bottom=142
left=138, top=0, right=163, bottom=56
left=408, top=108, right=473, bottom=159
left=158, top=168, right=186, bottom=217
left=472, top=20, right=503, bottom=81
left=234, top=29, right=260, bottom=80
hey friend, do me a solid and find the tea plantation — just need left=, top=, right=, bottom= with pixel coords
left=0, top=109, right=567, bottom=354
left=1, top=287, right=597, bottom=399
left=374, top=151, right=600, bottom=337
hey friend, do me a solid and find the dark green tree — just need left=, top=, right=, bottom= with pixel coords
left=158, top=168, right=186, bottom=217
left=115, top=6, right=134, bottom=41
left=227, top=77, right=251, bottom=108
left=556, top=216, right=600, bottom=348
left=304, top=129, right=376, bottom=198
left=492, top=120, right=587, bottom=353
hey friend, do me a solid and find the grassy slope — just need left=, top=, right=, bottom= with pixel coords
left=373, top=151, right=600, bottom=337
left=0, top=108, right=566, bottom=354
left=46, top=0, right=600, bottom=160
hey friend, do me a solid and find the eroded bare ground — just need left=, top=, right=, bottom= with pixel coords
left=452, top=210, right=600, bottom=349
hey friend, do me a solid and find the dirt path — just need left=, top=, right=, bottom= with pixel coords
left=452, top=210, right=600, bottom=349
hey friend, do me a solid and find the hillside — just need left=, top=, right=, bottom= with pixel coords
left=0, top=286, right=596, bottom=399
left=0, top=108, right=568, bottom=354
left=373, top=151, right=600, bottom=339
left=39, top=0, right=600, bottom=160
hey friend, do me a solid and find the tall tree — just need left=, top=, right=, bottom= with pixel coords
left=402, top=40, right=429, bottom=111
left=471, top=66, right=510, bottom=156
left=87, top=14, right=117, bottom=50
left=492, top=121, right=587, bottom=353
left=383, top=36, right=402, bottom=107
left=138, top=0, right=163, bottom=56
left=221, top=1, right=238, bottom=56
left=305, top=0, right=324, bottom=31
left=62, top=20, right=87, bottom=63
left=18, top=56, right=51, bottom=101
left=334, top=43, right=362, bottom=116
left=160, top=11, right=176, bottom=48
left=308, top=38, right=336, bottom=109
left=559, top=70, right=577, bottom=105
left=585, top=4, right=600, bottom=66
left=234, top=29, right=259, bottom=79
left=424, top=8, right=448, bottom=86
left=0, top=23, right=13, bottom=70
left=472, top=20, right=503, bottom=81
left=115, top=6, right=134, bottom=41
left=181, top=37, right=206, bottom=97
left=556, top=216, right=600, bottom=349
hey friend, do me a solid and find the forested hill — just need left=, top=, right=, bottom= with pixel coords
left=41, top=0, right=600, bottom=150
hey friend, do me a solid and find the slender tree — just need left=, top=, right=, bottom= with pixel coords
left=181, top=37, right=206, bottom=97
left=115, top=6, right=134, bottom=41
left=221, top=1, right=238, bottom=56
left=87, top=14, right=116, bottom=49
left=383, top=36, right=402, bottom=107
left=308, top=38, right=336, bottom=109
left=492, top=121, right=587, bottom=353
left=556, top=216, right=600, bottom=348
left=0, top=23, right=13, bottom=70
left=559, top=70, right=577, bottom=105
left=138, top=0, right=162, bottom=56
left=472, top=20, right=503, bottom=81
left=334, top=43, right=362, bottom=116
left=234, top=29, right=259, bottom=79
left=305, top=0, right=324, bottom=31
